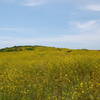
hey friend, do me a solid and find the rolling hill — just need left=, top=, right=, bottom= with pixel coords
left=0, top=46, right=100, bottom=100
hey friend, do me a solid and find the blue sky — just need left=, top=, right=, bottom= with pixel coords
left=0, top=0, right=100, bottom=49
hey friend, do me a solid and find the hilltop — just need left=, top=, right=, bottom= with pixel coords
left=0, top=45, right=48, bottom=52
left=0, top=45, right=93, bottom=52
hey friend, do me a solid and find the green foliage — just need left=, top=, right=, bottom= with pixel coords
left=0, top=46, right=100, bottom=100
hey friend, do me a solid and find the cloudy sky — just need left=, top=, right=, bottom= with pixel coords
left=0, top=0, right=100, bottom=49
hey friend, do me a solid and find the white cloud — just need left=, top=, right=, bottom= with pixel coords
left=72, top=20, right=97, bottom=30
left=1, top=0, right=100, bottom=8
left=22, top=0, right=46, bottom=7
left=86, top=4, right=100, bottom=11
left=0, top=0, right=47, bottom=6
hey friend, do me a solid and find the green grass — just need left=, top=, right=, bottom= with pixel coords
left=0, top=46, right=100, bottom=100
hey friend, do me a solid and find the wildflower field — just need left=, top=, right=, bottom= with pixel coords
left=0, top=46, right=100, bottom=100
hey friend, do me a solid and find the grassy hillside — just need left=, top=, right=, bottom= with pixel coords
left=0, top=46, right=100, bottom=100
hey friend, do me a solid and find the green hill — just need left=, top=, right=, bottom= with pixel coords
left=0, top=45, right=47, bottom=52
left=0, top=46, right=100, bottom=100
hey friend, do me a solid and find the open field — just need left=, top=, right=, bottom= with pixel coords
left=0, top=46, right=100, bottom=100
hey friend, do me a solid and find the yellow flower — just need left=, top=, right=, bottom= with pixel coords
left=82, top=91, right=84, bottom=93
left=80, top=82, right=83, bottom=87
left=97, top=83, right=100, bottom=86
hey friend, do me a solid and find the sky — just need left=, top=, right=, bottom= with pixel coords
left=0, top=0, right=100, bottom=49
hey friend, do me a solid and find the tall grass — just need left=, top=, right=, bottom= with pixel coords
left=0, top=46, right=100, bottom=100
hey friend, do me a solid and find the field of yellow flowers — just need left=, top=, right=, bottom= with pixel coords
left=0, top=46, right=100, bottom=100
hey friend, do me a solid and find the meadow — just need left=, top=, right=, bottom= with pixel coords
left=0, top=46, right=100, bottom=100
